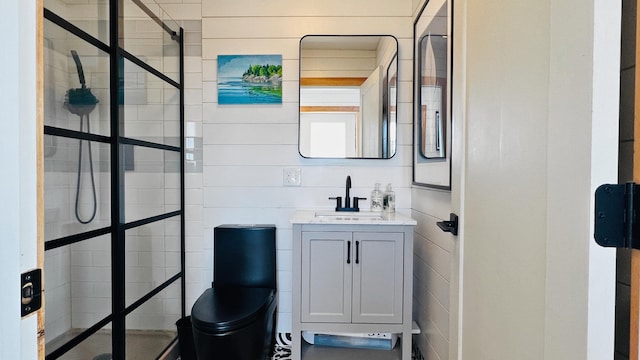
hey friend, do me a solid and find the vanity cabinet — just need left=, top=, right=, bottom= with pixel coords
left=291, top=211, right=416, bottom=360
left=301, top=231, right=403, bottom=324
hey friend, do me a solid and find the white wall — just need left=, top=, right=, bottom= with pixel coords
left=1, top=0, right=38, bottom=358
left=198, top=0, right=414, bottom=333
left=411, top=187, right=454, bottom=359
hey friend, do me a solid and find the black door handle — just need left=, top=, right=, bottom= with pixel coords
left=355, top=241, right=359, bottom=264
left=347, top=241, right=351, bottom=264
left=437, top=213, right=459, bottom=236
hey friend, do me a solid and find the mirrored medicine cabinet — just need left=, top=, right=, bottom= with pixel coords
left=298, top=35, right=398, bottom=159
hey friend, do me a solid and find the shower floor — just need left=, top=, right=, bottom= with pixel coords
left=46, top=328, right=176, bottom=360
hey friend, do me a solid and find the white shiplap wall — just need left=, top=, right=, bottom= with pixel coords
left=198, top=0, right=414, bottom=334
left=410, top=0, right=456, bottom=359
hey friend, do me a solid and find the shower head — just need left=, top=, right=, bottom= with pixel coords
left=64, top=50, right=99, bottom=116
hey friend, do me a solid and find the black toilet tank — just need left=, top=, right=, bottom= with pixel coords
left=214, top=224, right=276, bottom=289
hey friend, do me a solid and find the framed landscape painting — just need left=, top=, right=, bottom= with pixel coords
left=217, top=54, right=283, bottom=105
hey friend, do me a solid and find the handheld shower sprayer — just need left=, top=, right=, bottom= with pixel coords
left=64, top=50, right=99, bottom=116
left=70, top=50, right=87, bottom=88
left=65, top=50, right=99, bottom=224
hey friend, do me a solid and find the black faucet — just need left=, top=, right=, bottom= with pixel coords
left=329, top=176, right=366, bottom=212
left=345, top=176, right=352, bottom=208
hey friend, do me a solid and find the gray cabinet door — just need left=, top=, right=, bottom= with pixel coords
left=301, top=231, right=352, bottom=323
left=352, top=232, right=404, bottom=323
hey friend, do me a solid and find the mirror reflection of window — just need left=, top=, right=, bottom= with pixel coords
left=309, top=118, right=355, bottom=157
left=298, top=35, right=398, bottom=159
left=300, top=87, right=358, bottom=157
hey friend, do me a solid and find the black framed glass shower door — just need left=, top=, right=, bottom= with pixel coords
left=42, top=0, right=185, bottom=358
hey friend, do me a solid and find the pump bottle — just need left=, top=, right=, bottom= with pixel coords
left=383, top=183, right=395, bottom=215
left=370, top=183, right=383, bottom=212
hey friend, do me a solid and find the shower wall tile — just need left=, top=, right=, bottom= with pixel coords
left=44, top=247, right=72, bottom=342
left=157, top=4, right=201, bottom=21
left=185, top=88, right=203, bottom=105
left=185, top=188, right=203, bottom=205
left=185, top=72, right=203, bottom=89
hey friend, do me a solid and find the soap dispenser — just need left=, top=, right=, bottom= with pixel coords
left=383, top=183, right=396, bottom=215
left=370, top=183, right=383, bottom=212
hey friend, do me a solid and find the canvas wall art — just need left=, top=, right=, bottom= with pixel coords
left=217, top=54, right=283, bottom=105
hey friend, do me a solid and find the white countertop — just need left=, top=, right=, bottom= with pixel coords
left=291, top=210, right=417, bottom=225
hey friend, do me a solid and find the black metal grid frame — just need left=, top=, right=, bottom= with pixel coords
left=43, top=1, right=185, bottom=358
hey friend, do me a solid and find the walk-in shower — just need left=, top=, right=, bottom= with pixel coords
left=43, top=0, right=185, bottom=359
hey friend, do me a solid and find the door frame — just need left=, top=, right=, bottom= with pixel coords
left=0, top=0, right=42, bottom=358
left=629, top=0, right=640, bottom=355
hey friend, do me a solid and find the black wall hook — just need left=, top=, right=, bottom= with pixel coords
left=437, top=213, right=459, bottom=236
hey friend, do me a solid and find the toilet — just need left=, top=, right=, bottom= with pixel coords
left=191, top=224, right=278, bottom=360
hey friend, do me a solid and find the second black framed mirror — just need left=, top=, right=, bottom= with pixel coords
left=413, top=0, right=452, bottom=189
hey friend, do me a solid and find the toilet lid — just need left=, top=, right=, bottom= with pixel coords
left=191, top=287, right=276, bottom=333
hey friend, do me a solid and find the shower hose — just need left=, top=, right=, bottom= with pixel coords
left=75, top=113, right=97, bottom=224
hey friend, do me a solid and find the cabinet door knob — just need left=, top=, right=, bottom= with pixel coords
left=347, top=241, right=351, bottom=264
left=355, top=241, right=360, bottom=264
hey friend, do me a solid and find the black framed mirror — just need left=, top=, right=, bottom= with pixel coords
left=413, top=0, right=452, bottom=188
left=298, top=35, right=398, bottom=159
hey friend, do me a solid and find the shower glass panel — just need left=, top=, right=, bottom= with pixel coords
left=122, top=58, right=181, bottom=147
left=46, top=323, right=113, bottom=360
left=124, top=218, right=181, bottom=307
left=122, top=0, right=181, bottom=83
left=43, top=0, right=110, bottom=45
left=44, top=20, right=111, bottom=136
left=43, top=0, right=184, bottom=358
left=44, top=234, right=112, bottom=357
left=125, top=281, right=182, bottom=358
left=43, top=136, right=111, bottom=241
left=124, top=147, right=180, bottom=223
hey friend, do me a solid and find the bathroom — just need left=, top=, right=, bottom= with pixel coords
left=1, top=0, right=622, bottom=359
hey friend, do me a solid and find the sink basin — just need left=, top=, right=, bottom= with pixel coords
left=314, top=211, right=384, bottom=221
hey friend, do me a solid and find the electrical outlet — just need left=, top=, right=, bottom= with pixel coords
left=283, top=168, right=302, bottom=186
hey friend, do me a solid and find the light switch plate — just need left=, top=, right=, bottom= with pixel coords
left=283, top=167, right=302, bottom=186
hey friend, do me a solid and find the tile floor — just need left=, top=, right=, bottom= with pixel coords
left=271, top=333, right=418, bottom=360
